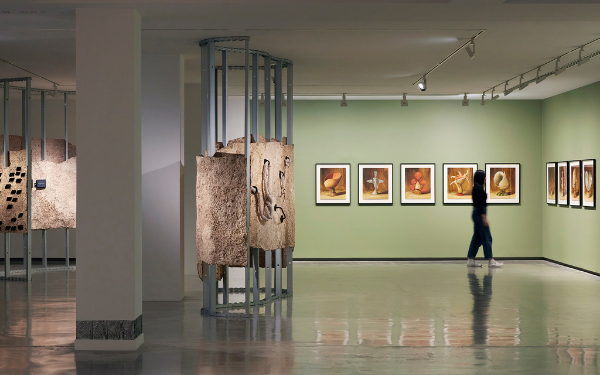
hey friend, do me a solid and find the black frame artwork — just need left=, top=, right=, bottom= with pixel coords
left=546, top=162, right=557, bottom=205
left=315, top=163, right=351, bottom=205
left=358, top=163, right=393, bottom=205
left=582, top=159, right=596, bottom=208
left=400, top=163, right=436, bottom=205
left=442, top=163, right=478, bottom=205
left=557, top=161, right=569, bottom=206
left=569, top=160, right=582, bottom=207
left=485, top=163, right=521, bottom=204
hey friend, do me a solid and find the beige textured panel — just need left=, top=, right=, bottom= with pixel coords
left=0, top=136, right=76, bottom=166
left=31, top=158, right=76, bottom=230
left=196, top=153, right=248, bottom=269
left=0, top=150, right=28, bottom=233
left=196, top=137, right=295, bottom=275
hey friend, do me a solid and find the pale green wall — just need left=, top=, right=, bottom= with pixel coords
left=542, top=81, right=600, bottom=272
left=292, top=100, right=543, bottom=259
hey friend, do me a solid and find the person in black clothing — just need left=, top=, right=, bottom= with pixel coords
left=467, top=170, right=503, bottom=268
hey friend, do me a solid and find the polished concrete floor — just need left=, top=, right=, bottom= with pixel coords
left=1, top=261, right=600, bottom=374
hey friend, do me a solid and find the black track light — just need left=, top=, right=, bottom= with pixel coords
left=417, top=76, right=427, bottom=91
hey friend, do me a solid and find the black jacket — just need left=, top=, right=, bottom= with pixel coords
left=472, top=170, right=487, bottom=214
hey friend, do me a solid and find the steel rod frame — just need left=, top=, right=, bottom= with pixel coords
left=252, top=248, right=260, bottom=303
left=286, top=63, right=294, bottom=295
left=3, top=83, right=9, bottom=277
left=244, top=38, right=251, bottom=315
left=24, top=78, right=32, bottom=281
left=265, top=250, right=272, bottom=301
left=221, top=50, right=228, bottom=147
left=264, top=56, right=271, bottom=142
left=274, top=61, right=283, bottom=142
left=41, top=91, right=47, bottom=269
left=64, top=93, right=69, bottom=267
left=252, top=53, right=259, bottom=141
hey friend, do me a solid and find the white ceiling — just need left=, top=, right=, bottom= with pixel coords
left=1, top=0, right=600, bottom=99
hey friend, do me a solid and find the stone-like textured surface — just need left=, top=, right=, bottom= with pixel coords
left=0, top=136, right=77, bottom=233
left=32, top=158, right=76, bottom=230
left=196, top=136, right=295, bottom=276
left=196, top=153, right=248, bottom=269
left=0, top=150, right=28, bottom=233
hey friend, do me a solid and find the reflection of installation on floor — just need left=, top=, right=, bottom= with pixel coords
left=0, top=135, right=76, bottom=233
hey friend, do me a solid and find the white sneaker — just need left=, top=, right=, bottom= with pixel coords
left=488, top=259, right=503, bottom=268
left=467, top=259, right=482, bottom=267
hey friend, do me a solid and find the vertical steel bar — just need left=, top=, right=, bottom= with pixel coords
left=264, top=56, right=271, bottom=141
left=244, top=38, right=251, bottom=314
left=41, top=91, right=47, bottom=269
left=275, top=248, right=282, bottom=296
left=222, top=265, right=229, bottom=304
left=3, top=84, right=8, bottom=276
left=252, top=53, right=258, bottom=141
left=252, top=248, right=259, bottom=303
left=21, top=89, right=25, bottom=149
left=214, top=68, right=218, bottom=146
left=274, top=61, right=283, bottom=142
left=64, top=93, right=69, bottom=267
left=286, top=248, right=293, bottom=294
left=287, top=64, right=293, bottom=145
left=200, top=42, right=216, bottom=157
left=221, top=50, right=228, bottom=147
left=25, top=78, right=32, bottom=281
left=265, top=250, right=272, bottom=301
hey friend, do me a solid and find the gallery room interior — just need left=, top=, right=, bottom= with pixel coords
left=1, top=0, right=600, bottom=373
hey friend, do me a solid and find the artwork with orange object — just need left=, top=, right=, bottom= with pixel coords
left=443, top=163, right=477, bottom=204
left=316, top=164, right=351, bottom=204
left=401, top=164, right=435, bottom=204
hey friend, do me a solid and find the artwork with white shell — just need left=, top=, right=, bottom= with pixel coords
left=485, top=163, right=520, bottom=204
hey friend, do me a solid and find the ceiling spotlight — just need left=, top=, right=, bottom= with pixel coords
left=465, top=38, right=475, bottom=59
left=462, top=93, right=470, bottom=106
left=504, top=81, right=514, bottom=96
left=282, top=93, right=287, bottom=107
left=519, top=74, right=529, bottom=90
left=417, top=76, right=427, bottom=91
left=401, top=93, right=408, bottom=107
left=535, top=67, right=546, bottom=84
left=491, top=87, right=499, bottom=100
left=51, top=83, right=58, bottom=97
left=578, top=46, right=591, bottom=66
left=340, top=93, right=348, bottom=107
left=555, top=57, right=566, bottom=75
left=481, top=92, right=487, bottom=106
left=259, top=93, right=265, bottom=106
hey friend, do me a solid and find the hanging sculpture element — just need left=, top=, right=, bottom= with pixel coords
left=251, top=159, right=274, bottom=221
left=279, top=156, right=290, bottom=201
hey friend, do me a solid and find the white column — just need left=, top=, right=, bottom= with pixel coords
left=141, top=54, right=184, bottom=301
left=75, top=8, right=143, bottom=351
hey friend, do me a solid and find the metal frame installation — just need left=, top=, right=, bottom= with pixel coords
left=198, top=36, right=294, bottom=316
left=0, top=79, right=75, bottom=281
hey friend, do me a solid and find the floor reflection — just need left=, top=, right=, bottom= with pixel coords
left=2, top=261, right=600, bottom=374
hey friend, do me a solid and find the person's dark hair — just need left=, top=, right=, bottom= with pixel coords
left=473, top=169, right=486, bottom=185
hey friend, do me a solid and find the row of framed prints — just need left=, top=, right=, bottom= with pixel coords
left=546, top=160, right=596, bottom=207
left=316, top=163, right=521, bottom=205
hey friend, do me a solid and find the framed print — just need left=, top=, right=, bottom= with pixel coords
left=546, top=162, right=557, bottom=205
left=569, top=160, right=582, bottom=207
left=358, top=163, right=393, bottom=205
left=582, top=159, right=596, bottom=208
left=557, top=161, right=569, bottom=206
left=443, top=163, right=478, bottom=204
left=400, top=163, right=435, bottom=204
left=316, top=164, right=350, bottom=205
left=485, top=163, right=520, bottom=204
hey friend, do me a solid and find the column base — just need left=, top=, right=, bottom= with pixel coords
left=75, top=334, right=144, bottom=351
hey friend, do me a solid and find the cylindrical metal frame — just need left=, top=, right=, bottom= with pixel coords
left=221, top=50, right=228, bottom=147
left=41, top=91, right=47, bottom=269
left=3, top=83, right=9, bottom=277
left=197, top=37, right=294, bottom=316
left=64, top=93, right=70, bottom=268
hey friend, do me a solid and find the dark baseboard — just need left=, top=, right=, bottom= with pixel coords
left=294, top=257, right=545, bottom=261
left=0, top=258, right=75, bottom=263
left=543, top=258, right=600, bottom=277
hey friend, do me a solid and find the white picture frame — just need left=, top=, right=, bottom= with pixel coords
left=400, top=163, right=435, bottom=205
left=316, top=163, right=351, bottom=205
left=358, top=163, right=393, bottom=205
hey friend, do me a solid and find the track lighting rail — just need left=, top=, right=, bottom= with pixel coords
left=411, top=30, right=485, bottom=86
left=483, top=36, right=600, bottom=99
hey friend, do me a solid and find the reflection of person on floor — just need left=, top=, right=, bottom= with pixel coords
left=466, top=170, right=503, bottom=268
left=468, top=269, right=495, bottom=345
